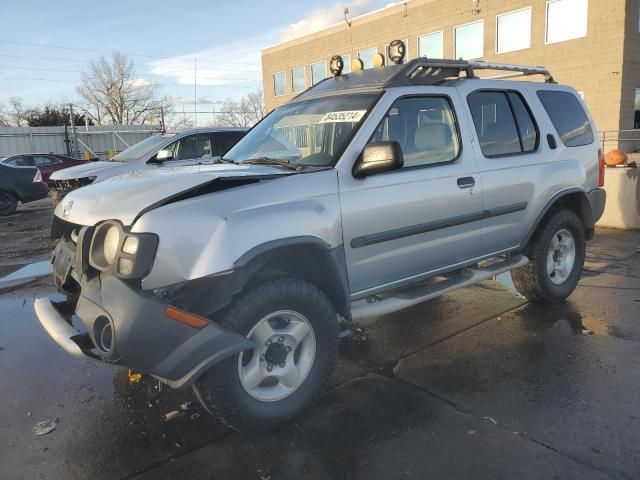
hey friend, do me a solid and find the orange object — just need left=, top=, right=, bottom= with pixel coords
left=164, top=306, right=209, bottom=329
left=605, top=149, right=628, bottom=167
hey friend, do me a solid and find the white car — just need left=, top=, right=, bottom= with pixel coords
left=49, top=127, right=247, bottom=203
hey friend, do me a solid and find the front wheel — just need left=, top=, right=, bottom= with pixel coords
left=194, top=278, right=339, bottom=431
left=512, top=209, right=586, bottom=304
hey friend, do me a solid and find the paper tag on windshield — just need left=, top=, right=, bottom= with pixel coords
left=319, top=110, right=366, bottom=123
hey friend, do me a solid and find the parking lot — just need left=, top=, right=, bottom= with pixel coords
left=0, top=201, right=638, bottom=479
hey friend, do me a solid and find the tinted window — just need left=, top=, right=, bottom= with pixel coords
left=213, top=132, right=245, bottom=156
left=508, top=92, right=538, bottom=152
left=167, top=134, right=213, bottom=160
left=33, top=155, right=59, bottom=165
left=6, top=156, right=33, bottom=167
left=537, top=90, right=594, bottom=147
left=369, top=96, right=460, bottom=168
left=468, top=91, right=521, bottom=156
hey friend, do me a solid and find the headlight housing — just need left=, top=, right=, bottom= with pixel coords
left=88, top=220, right=158, bottom=279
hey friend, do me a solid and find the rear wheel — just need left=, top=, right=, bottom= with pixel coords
left=194, top=278, right=339, bottom=431
left=0, top=190, right=17, bottom=216
left=512, top=209, right=585, bottom=304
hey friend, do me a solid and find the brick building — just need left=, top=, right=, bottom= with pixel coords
left=261, top=0, right=640, bottom=151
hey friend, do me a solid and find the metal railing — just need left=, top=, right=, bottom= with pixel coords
left=599, top=130, right=640, bottom=152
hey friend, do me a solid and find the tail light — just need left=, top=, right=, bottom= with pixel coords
left=33, top=169, right=43, bottom=183
left=598, top=148, right=605, bottom=188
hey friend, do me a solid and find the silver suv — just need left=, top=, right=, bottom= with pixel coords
left=35, top=55, right=606, bottom=431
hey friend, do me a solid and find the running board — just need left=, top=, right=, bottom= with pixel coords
left=350, top=255, right=528, bottom=321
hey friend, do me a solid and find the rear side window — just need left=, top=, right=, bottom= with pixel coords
left=468, top=91, right=538, bottom=157
left=536, top=90, right=594, bottom=147
left=213, top=132, right=245, bottom=156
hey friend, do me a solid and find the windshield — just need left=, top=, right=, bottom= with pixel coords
left=110, top=133, right=178, bottom=162
left=224, top=94, right=378, bottom=167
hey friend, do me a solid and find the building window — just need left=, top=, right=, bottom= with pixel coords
left=342, top=54, right=352, bottom=74
left=546, top=0, right=588, bottom=44
left=273, top=71, right=286, bottom=97
left=418, top=31, right=444, bottom=58
left=358, top=48, right=377, bottom=69
left=292, top=67, right=305, bottom=93
left=634, top=88, right=640, bottom=129
left=385, top=39, right=409, bottom=64
left=455, top=20, right=484, bottom=60
left=311, top=61, right=327, bottom=85
left=496, top=8, right=532, bottom=53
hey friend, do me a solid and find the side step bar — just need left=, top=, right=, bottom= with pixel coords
left=350, top=255, right=528, bottom=321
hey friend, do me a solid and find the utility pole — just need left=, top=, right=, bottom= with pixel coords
left=69, top=103, right=78, bottom=158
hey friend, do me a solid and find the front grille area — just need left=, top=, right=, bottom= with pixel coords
left=51, top=215, right=81, bottom=241
left=50, top=177, right=95, bottom=205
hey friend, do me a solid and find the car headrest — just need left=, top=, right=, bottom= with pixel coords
left=414, top=123, right=453, bottom=151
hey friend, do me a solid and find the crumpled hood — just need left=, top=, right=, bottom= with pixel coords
left=55, top=163, right=291, bottom=226
left=49, top=161, right=128, bottom=181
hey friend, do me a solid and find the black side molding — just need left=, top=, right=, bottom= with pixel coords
left=351, top=202, right=528, bottom=249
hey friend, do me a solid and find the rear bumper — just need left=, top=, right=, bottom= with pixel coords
left=587, top=187, right=606, bottom=225
left=20, top=182, right=48, bottom=203
left=35, top=248, right=254, bottom=388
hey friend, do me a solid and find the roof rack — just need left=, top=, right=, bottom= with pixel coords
left=385, top=58, right=555, bottom=87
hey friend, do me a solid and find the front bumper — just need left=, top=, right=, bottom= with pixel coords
left=35, top=239, right=254, bottom=389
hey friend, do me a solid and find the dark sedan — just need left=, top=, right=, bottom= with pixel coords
left=0, top=163, right=48, bottom=216
left=1, top=153, right=85, bottom=186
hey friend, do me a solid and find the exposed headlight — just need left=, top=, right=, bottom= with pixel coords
left=89, top=221, right=158, bottom=279
left=103, top=225, right=120, bottom=265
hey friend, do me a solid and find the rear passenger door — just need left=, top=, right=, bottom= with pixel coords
left=461, top=85, right=548, bottom=253
left=339, top=90, right=485, bottom=297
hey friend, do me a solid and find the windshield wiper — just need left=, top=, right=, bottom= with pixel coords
left=215, top=156, right=236, bottom=164
left=242, top=157, right=301, bottom=171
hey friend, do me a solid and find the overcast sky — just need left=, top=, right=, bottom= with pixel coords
left=0, top=0, right=390, bottom=112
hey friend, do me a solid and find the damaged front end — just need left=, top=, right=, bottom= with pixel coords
left=49, top=177, right=96, bottom=205
left=36, top=215, right=254, bottom=389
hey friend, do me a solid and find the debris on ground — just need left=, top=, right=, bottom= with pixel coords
left=482, top=416, right=498, bottom=425
left=128, top=369, right=143, bottom=383
left=163, top=410, right=185, bottom=422
left=33, top=419, right=57, bottom=436
left=180, top=401, right=192, bottom=411
left=190, top=413, right=200, bottom=420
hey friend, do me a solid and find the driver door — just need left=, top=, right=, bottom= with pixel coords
left=339, top=89, right=486, bottom=297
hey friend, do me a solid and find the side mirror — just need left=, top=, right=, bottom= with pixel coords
left=353, top=141, right=404, bottom=178
left=155, top=149, right=174, bottom=162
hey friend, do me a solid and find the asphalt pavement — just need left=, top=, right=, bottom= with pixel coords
left=0, top=228, right=638, bottom=480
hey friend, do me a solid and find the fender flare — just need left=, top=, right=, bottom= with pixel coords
left=520, top=188, right=593, bottom=247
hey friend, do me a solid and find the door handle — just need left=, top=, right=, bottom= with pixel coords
left=457, top=177, right=475, bottom=189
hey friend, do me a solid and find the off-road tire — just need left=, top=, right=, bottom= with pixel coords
left=0, top=190, right=17, bottom=216
left=194, top=278, right=339, bottom=431
left=512, top=209, right=585, bottom=304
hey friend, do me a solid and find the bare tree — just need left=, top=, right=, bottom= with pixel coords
left=0, top=102, right=10, bottom=127
left=214, top=89, right=265, bottom=128
left=7, top=97, right=29, bottom=127
left=77, top=51, right=172, bottom=125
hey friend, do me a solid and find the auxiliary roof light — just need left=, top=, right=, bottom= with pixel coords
left=388, top=39, right=406, bottom=64
left=351, top=57, right=364, bottom=72
left=373, top=53, right=385, bottom=68
left=329, top=55, right=344, bottom=76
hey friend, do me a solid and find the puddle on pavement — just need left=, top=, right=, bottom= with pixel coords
left=0, top=260, right=51, bottom=289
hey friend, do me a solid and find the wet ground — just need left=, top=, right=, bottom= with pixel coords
left=0, top=198, right=55, bottom=271
left=0, top=227, right=639, bottom=479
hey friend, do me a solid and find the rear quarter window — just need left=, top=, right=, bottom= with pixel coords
left=536, top=90, right=594, bottom=147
